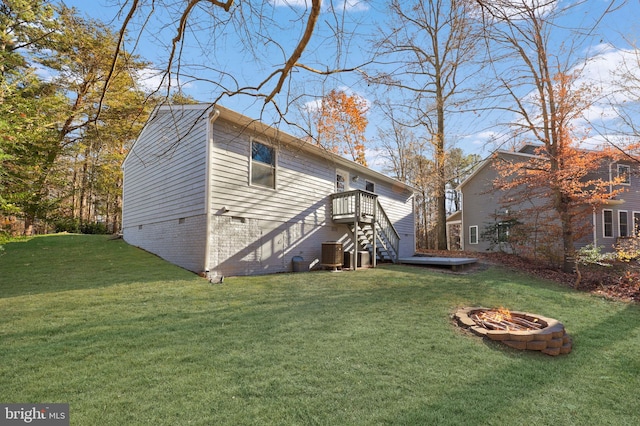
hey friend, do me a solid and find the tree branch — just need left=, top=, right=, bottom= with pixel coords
left=265, top=0, right=321, bottom=103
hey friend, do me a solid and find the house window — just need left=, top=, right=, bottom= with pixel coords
left=497, top=221, right=511, bottom=242
left=469, top=225, right=478, bottom=245
left=603, top=209, right=613, bottom=238
left=365, top=180, right=375, bottom=193
left=251, top=140, right=275, bottom=189
left=336, top=171, right=346, bottom=192
left=617, top=164, right=631, bottom=185
left=619, top=211, right=629, bottom=237
left=634, top=212, right=640, bottom=237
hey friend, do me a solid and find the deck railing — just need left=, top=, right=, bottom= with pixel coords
left=330, top=190, right=400, bottom=263
left=375, top=200, right=399, bottom=259
left=331, top=190, right=376, bottom=221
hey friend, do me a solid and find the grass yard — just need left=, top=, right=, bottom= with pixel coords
left=1, top=234, right=639, bottom=425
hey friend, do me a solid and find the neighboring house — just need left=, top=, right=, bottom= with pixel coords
left=122, top=104, right=416, bottom=280
left=448, top=145, right=640, bottom=255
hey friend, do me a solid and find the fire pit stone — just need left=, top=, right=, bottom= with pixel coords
left=454, top=306, right=572, bottom=356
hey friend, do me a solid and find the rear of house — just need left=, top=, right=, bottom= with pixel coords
left=122, top=104, right=416, bottom=280
left=452, top=147, right=640, bottom=256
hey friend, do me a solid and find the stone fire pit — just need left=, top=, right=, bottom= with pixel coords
left=454, top=307, right=572, bottom=356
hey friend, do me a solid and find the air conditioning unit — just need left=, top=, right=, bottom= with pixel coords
left=321, top=241, right=343, bottom=271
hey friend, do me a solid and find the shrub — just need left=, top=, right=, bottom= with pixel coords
left=80, top=222, right=108, bottom=235
left=576, top=244, right=615, bottom=267
left=614, top=238, right=640, bottom=262
left=53, top=219, right=109, bottom=235
left=53, top=218, right=81, bottom=234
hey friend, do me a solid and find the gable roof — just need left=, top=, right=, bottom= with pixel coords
left=126, top=103, right=416, bottom=194
left=456, top=149, right=543, bottom=191
left=456, top=145, right=634, bottom=204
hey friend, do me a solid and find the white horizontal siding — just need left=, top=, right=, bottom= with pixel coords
left=122, top=106, right=210, bottom=272
left=123, top=107, right=209, bottom=226
left=344, top=172, right=415, bottom=257
left=123, top=104, right=416, bottom=278
left=376, top=187, right=416, bottom=258
left=209, top=120, right=337, bottom=225
left=207, top=117, right=416, bottom=270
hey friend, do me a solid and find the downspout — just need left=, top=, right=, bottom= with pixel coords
left=593, top=207, right=597, bottom=248
left=459, top=192, right=465, bottom=251
left=203, top=108, right=221, bottom=278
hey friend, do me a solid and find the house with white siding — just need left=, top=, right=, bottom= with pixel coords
left=122, top=104, right=416, bottom=280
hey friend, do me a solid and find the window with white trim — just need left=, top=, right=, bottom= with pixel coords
left=336, top=170, right=347, bottom=192
left=634, top=212, right=640, bottom=237
left=603, top=209, right=613, bottom=238
left=365, top=180, right=375, bottom=193
left=618, top=164, right=631, bottom=185
left=469, top=225, right=478, bottom=245
left=619, top=211, right=629, bottom=237
left=251, top=140, right=276, bottom=189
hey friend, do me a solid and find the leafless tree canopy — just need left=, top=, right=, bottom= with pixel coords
left=103, top=0, right=373, bottom=119
left=369, top=0, right=482, bottom=250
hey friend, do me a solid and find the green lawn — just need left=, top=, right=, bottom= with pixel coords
left=1, top=234, right=639, bottom=425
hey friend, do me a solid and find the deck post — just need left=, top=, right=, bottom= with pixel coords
left=372, top=197, right=377, bottom=268
left=353, top=192, right=359, bottom=271
left=353, top=217, right=358, bottom=271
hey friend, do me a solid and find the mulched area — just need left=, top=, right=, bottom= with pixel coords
left=418, top=250, right=640, bottom=303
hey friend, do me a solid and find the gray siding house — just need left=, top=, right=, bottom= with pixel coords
left=122, top=104, right=416, bottom=280
left=450, top=146, right=640, bottom=254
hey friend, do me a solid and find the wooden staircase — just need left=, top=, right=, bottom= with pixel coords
left=330, top=190, right=400, bottom=267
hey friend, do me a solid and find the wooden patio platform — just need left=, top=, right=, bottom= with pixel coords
left=398, top=256, right=478, bottom=271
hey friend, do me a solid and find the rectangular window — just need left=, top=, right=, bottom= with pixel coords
left=336, top=171, right=346, bottom=192
left=497, top=222, right=510, bottom=242
left=469, top=225, right=478, bottom=245
left=251, top=140, right=275, bottom=189
left=365, top=180, right=375, bottom=193
left=634, top=212, right=640, bottom=237
left=603, top=209, right=613, bottom=238
left=619, top=211, right=629, bottom=237
left=618, top=164, right=631, bottom=185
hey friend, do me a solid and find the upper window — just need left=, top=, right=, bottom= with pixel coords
left=617, top=164, right=631, bottom=185
left=251, top=140, right=275, bottom=189
left=336, top=171, right=346, bottom=192
left=365, top=180, right=375, bottom=193
left=603, top=209, right=613, bottom=238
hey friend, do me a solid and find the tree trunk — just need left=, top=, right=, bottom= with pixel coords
left=560, top=212, right=576, bottom=273
left=434, top=65, right=448, bottom=251
left=435, top=157, right=447, bottom=250
left=23, top=215, right=34, bottom=236
left=555, top=190, right=576, bottom=273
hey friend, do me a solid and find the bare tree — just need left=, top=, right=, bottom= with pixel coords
left=375, top=102, right=425, bottom=183
left=604, top=39, right=640, bottom=158
left=369, top=0, right=481, bottom=250
left=103, top=0, right=367, bottom=120
left=475, top=0, right=622, bottom=272
left=445, top=147, right=480, bottom=213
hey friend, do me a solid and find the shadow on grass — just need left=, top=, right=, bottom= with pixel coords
left=0, top=234, right=202, bottom=298
left=2, top=259, right=639, bottom=424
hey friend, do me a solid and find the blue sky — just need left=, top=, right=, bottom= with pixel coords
left=60, top=0, right=640, bottom=169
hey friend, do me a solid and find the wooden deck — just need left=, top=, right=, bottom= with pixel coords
left=330, top=190, right=400, bottom=265
left=398, top=256, right=478, bottom=271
